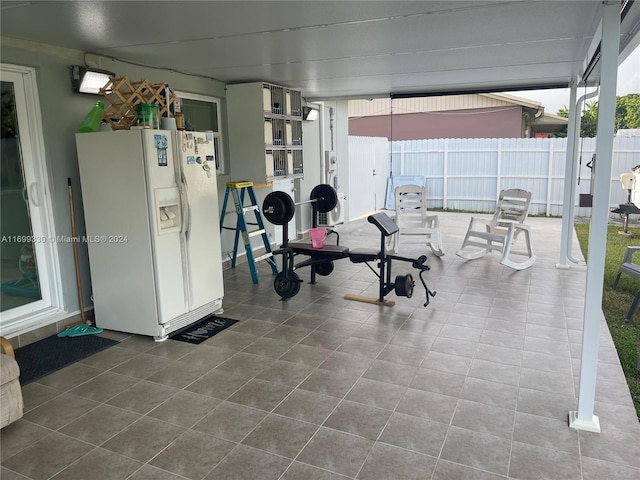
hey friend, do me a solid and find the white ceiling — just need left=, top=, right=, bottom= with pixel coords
left=1, top=1, right=639, bottom=100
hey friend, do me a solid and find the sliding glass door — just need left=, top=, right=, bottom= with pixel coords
left=1, top=78, right=42, bottom=310
left=0, top=64, right=62, bottom=335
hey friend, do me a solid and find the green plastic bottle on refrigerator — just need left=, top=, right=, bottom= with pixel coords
left=77, top=100, right=105, bottom=133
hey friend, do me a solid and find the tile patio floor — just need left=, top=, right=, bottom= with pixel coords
left=1, top=212, right=639, bottom=479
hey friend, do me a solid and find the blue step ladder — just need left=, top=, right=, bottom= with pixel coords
left=220, top=181, right=279, bottom=283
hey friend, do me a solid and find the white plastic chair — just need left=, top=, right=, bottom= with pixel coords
left=456, top=188, right=535, bottom=270
left=613, top=246, right=640, bottom=323
left=387, top=184, right=444, bottom=256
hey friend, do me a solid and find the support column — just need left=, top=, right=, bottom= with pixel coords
left=569, top=0, right=621, bottom=433
left=557, top=83, right=579, bottom=269
left=557, top=86, right=599, bottom=269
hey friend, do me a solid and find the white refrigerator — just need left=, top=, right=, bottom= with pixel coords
left=75, top=129, right=224, bottom=340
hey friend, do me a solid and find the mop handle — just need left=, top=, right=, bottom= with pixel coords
left=68, top=178, right=86, bottom=324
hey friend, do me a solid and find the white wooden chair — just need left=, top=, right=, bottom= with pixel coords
left=456, top=188, right=535, bottom=270
left=387, top=184, right=444, bottom=256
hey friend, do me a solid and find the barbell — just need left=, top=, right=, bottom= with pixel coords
left=262, top=184, right=338, bottom=225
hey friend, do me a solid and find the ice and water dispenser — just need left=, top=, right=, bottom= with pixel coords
left=155, top=187, right=181, bottom=234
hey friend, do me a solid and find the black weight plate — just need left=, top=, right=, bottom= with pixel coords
left=262, top=194, right=285, bottom=224
left=315, top=261, right=334, bottom=276
left=263, top=191, right=295, bottom=225
left=310, top=184, right=338, bottom=213
left=274, top=271, right=301, bottom=299
left=274, top=271, right=293, bottom=298
left=394, top=274, right=415, bottom=298
left=288, top=272, right=301, bottom=297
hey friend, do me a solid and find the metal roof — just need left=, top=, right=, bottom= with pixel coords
left=1, top=1, right=639, bottom=100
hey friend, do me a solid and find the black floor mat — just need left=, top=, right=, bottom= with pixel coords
left=14, top=334, right=118, bottom=385
left=170, top=316, right=238, bottom=344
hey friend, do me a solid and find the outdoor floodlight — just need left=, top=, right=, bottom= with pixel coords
left=71, top=66, right=114, bottom=94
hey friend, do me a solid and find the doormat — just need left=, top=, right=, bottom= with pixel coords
left=14, top=334, right=119, bottom=385
left=170, top=316, right=238, bottom=345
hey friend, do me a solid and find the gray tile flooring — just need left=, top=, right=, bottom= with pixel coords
left=2, top=213, right=640, bottom=479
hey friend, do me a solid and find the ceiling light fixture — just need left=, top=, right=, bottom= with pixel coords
left=71, top=66, right=114, bottom=94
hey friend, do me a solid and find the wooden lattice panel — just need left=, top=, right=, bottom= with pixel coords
left=99, top=76, right=176, bottom=130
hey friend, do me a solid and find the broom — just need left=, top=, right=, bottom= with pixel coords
left=65, top=178, right=87, bottom=327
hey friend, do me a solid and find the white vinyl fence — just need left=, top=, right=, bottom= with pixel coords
left=348, top=136, right=640, bottom=217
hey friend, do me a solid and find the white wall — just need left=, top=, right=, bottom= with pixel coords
left=295, top=101, right=350, bottom=231
left=1, top=38, right=328, bottom=333
left=7, top=32, right=634, bottom=337
left=297, top=101, right=323, bottom=234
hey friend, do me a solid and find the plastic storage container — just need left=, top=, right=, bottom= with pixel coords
left=135, top=103, right=160, bottom=129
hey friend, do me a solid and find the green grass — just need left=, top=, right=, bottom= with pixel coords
left=574, top=223, right=640, bottom=419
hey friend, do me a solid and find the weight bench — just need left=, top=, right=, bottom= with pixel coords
left=287, top=239, right=381, bottom=283
left=340, top=212, right=435, bottom=306
left=268, top=202, right=436, bottom=306
left=261, top=186, right=436, bottom=306
left=285, top=243, right=350, bottom=280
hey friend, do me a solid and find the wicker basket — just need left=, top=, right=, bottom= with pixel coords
left=100, top=76, right=176, bottom=130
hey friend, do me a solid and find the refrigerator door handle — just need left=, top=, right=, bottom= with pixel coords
left=178, top=171, right=193, bottom=310
left=186, top=202, right=192, bottom=241
left=174, top=132, right=191, bottom=241
left=180, top=173, right=192, bottom=241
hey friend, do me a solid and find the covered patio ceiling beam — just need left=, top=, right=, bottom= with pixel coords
left=388, top=83, right=569, bottom=100
left=579, top=0, right=636, bottom=86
